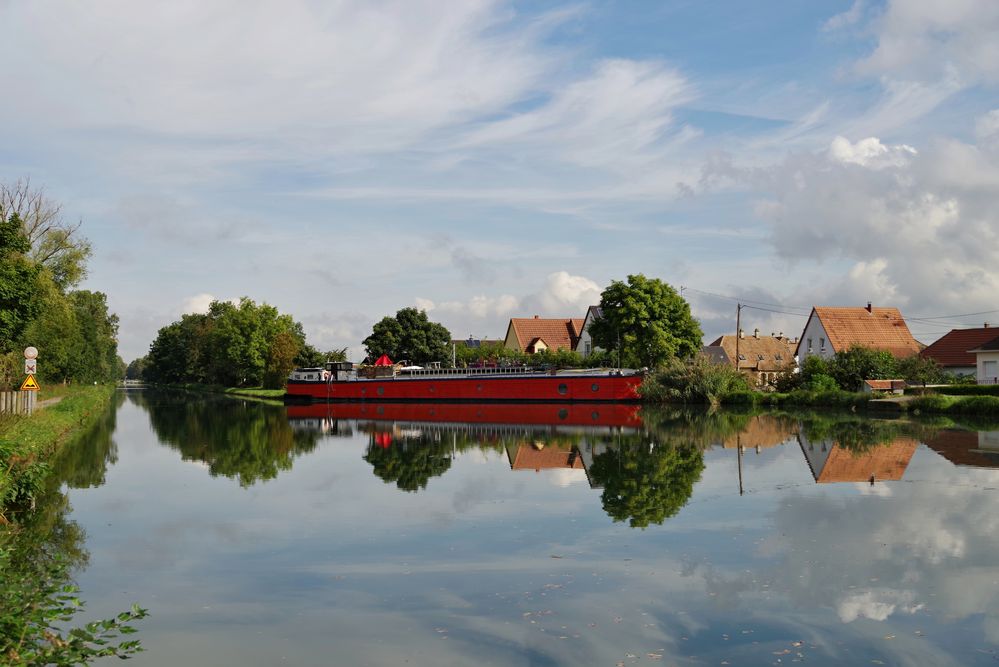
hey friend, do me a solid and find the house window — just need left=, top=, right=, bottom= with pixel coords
left=807, top=338, right=813, bottom=353
left=738, top=354, right=746, bottom=361
left=820, top=337, right=826, bottom=351
left=757, top=354, right=764, bottom=361
left=776, top=354, right=783, bottom=361
left=585, top=341, right=591, bottom=355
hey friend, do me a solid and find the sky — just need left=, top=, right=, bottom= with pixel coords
left=2, top=0, right=998, bottom=361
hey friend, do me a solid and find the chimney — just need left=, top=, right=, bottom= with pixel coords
left=534, top=315, right=539, bottom=319
left=986, top=322, right=991, bottom=329
left=753, top=328, right=759, bottom=339
left=739, top=329, right=744, bottom=339
left=866, top=302, right=872, bottom=313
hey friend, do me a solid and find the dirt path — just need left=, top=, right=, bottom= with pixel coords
left=37, top=395, right=64, bottom=409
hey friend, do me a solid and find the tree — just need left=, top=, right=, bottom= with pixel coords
left=588, top=437, right=705, bottom=528
left=263, top=331, right=301, bottom=389
left=827, top=346, right=897, bottom=391
left=588, top=275, right=702, bottom=369
left=362, top=307, right=451, bottom=364
left=0, top=180, right=92, bottom=290
left=0, top=213, right=42, bottom=353
left=896, top=354, right=945, bottom=386
left=363, top=436, right=453, bottom=492
left=125, top=356, right=147, bottom=381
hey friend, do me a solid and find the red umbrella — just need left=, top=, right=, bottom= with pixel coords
left=374, top=354, right=393, bottom=366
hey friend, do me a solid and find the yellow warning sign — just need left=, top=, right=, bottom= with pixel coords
left=20, top=374, right=39, bottom=391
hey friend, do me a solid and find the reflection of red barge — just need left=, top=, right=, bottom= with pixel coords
left=285, top=401, right=643, bottom=429
left=285, top=362, right=643, bottom=403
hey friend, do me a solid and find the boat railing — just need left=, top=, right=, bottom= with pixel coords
left=396, top=366, right=549, bottom=378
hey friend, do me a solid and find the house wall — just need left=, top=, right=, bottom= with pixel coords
left=943, top=366, right=977, bottom=378
left=504, top=325, right=520, bottom=351
left=976, top=351, right=999, bottom=385
left=576, top=313, right=603, bottom=357
left=798, top=317, right=834, bottom=363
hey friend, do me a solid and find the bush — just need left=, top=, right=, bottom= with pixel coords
left=933, top=385, right=999, bottom=396
left=641, top=357, right=751, bottom=407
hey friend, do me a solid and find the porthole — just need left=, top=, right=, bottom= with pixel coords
left=477, top=384, right=483, bottom=392
left=429, top=385, right=435, bottom=393
left=557, top=383, right=568, bottom=395
left=361, top=388, right=367, bottom=396
left=558, top=409, right=569, bottom=420
left=377, top=406, right=384, bottom=415
left=377, top=386, right=384, bottom=396
left=591, top=383, right=599, bottom=392
left=591, top=411, right=600, bottom=421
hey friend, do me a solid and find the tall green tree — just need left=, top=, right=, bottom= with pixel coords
left=363, top=307, right=451, bottom=364
left=588, top=275, right=702, bottom=369
left=0, top=213, right=42, bottom=353
left=0, top=180, right=92, bottom=290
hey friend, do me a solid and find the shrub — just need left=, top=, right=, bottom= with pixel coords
left=641, top=357, right=751, bottom=407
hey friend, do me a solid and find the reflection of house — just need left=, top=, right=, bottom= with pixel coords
left=504, top=316, right=584, bottom=354
left=506, top=442, right=584, bottom=471
left=919, top=326, right=999, bottom=377
left=796, top=304, right=921, bottom=363
left=797, top=436, right=918, bottom=483
left=708, top=330, right=797, bottom=386
left=969, top=336, right=999, bottom=385
left=720, top=415, right=798, bottom=450
left=575, top=306, right=603, bottom=357
left=924, top=430, right=999, bottom=468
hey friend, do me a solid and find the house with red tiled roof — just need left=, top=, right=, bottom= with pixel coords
left=505, top=442, right=584, bottom=471
left=795, top=303, right=921, bottom=364
left=504, top=316, right=584, bottom=354
left=708, top=329, right=797, bottom=387
left=920, top=326, right=999, bottom=377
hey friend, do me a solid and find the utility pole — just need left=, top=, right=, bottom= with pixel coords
left=735, top=303, right=742, bottom=373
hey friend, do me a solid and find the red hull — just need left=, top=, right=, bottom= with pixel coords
left=286, top=372, right=642, bottom=403
left=286, top=401, right=643, bottom=429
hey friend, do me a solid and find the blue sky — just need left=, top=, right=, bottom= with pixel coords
left=2, top=0, right=998, bottom=360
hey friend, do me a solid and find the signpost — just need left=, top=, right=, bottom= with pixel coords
left=22, top=346, right=39, bottom=414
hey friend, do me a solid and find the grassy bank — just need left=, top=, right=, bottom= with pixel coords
left=0, top=385, right=115, bottom=517
left=158, top=383, right=285, bottom=401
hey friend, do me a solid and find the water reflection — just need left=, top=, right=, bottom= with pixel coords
left=128, top=391, right=323, bottom=486
left=45, top=393, right=999, bottom=665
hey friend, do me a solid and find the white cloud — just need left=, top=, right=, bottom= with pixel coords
left=829, top=136, right=916, bottom=169
left=181, top=293, right=218, bottom=315
left=528, top=271, right=602, bottom=314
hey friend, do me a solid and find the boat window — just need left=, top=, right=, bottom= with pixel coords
left=377, top=386, right=384, bottom=396
left=557, top=383, right=568, bottom=395
left=591, top=383, right=599, bottom=392
left=558, top=409, right=568, bottom=420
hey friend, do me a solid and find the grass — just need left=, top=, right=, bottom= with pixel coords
left=162, top=383, right=286, bottom=401
left=0, top=385, right=115, bottom=517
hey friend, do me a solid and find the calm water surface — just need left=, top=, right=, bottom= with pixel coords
left=39, top=390, right=999, bottom=665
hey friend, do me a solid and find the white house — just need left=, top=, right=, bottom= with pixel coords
left=970, top=335, right=999, bottom=385
left=575, top=306, right=603, bottom=357
left=795, top=303, right=921, bottom=364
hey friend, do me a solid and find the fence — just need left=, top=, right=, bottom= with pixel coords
left=0, top=390, right=37, bottom=415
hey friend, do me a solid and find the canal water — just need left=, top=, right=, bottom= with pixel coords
left=26, top=390, right=999, bottom=665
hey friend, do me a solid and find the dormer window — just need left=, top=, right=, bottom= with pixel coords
left=738, top=354, right=746, bottom=361
left=757, top=354, right=765, bottom=361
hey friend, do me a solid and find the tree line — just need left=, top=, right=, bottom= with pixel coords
left=139, top=297, right=344, bottom=388
left=0, top=181, right=121, bottom=388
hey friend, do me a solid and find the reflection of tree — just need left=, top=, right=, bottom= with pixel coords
left=363, top=434, right=453, bottom=492
left=51, top=390, right=125, bottom=489
left=134, top=391, right=322, bottom=487
left=2, top=394, right=145, bottom=662
left=588, top=436, right=705, bottom=529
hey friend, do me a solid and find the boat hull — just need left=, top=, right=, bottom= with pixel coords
left=285, top=372, right=642, bottom=403
left=286, top=401, right=643, bottom=428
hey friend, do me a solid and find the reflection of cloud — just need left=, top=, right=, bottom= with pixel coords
left=837, top=589, right=921, bottom=623
left=852, top=482, right=893, bottom=496
left=548, top=468, right=588, bottom=488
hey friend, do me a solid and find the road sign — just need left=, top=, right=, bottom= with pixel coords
left=24, top=346, right=38, bottom=360
left=25, top=359, right=37, bottom=375
left=20, top=374, right=40, bottom=391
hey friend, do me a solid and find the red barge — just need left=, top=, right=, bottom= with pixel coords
left=285, top=361, right=643, bottom=403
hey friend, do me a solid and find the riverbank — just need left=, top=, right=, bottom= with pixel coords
left=0, top=385, right=115, bottom=517
left=155, top=383, right=285, bottom=401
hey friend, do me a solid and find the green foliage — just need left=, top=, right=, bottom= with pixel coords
left=135, top=391, right=321, bottom=486
left=895, top=354, right=946, bottom=386
left=362, top=307, right=451, bottom=365
left=929, top=384, right=999, bottom=396
left=588, top=436, right=705, bottom=529
left=363, top=434, right=453, bottom=492
left=145, top=297, right=314, bottom=387
left=640, top=356, right=751, bottom=407
left=125, top=356, right=147, bottom=380
left=0, top=213, right=43, bottom=353
left=588, top=274, right=702, bottom=369
left=825, top=347, right=897, bottom=391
